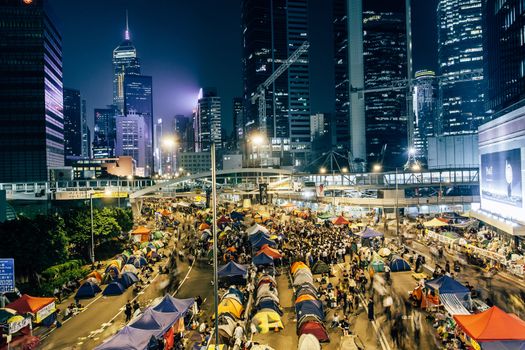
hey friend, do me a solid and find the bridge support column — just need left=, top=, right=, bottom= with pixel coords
left=130, top=198, right=143, bottom=218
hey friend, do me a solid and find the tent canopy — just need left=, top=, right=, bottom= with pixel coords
left=218, top=261, right=248, bottom=279
left=131, top=226, right=151, bottom=235
left=7, top=295, right=55, bottom=315
left=332, top=216, right=349, bottom=225
left=253, top=253, right=274, bottom=266
left=129, top=308, right=182, bottom=335
left=152, top=295, right=194, bottom=314
left=426, top=275, right=469, bottom=294
left=453, top=306, right=525, bottom=342
left=257, top=245, right=283, bottom=259
left=252, top=236, right=276, bottom=249
left=94, top=325, right=152, bottom=350
left=247, top=224, right=269, bottom=235
left=356, top=227, right=384, bottom=238
left=424, top=218, right=449, bottom=228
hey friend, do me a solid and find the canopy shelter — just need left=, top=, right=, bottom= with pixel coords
left=454, top=307, right=525, bottom=350
left=247, top=224, right=269, bottom=235
left=129, top=308, right=182, bottom=335
left=249, top=231, right=271, bottom=244
left=152, top=295, right=194, bottom=315
left=426, top=275, right=471, bottom=309
left=389, top=256, right=411, bottom=272
left=356, top=227, right=384, bottom=238
left=253, top=253, right=274, bottom=266
left=256, top=245, right=283, bottom=259
left=94, top=325, right=154, bottom=350
left=424, top=218, right=449, bottom=228
left=76, top=281, right=101, bottom=299
left=252, top=236, right=277, bottom=249
left=131, top=226, right=151, bottom=243
left=6, top=295, right=56, bottom=324
left=218, top=261, right=248, bottom=279
left=332, top=216, right=349, bottom=226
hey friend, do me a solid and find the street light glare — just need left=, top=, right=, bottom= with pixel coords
left=408, top=147, right=416, bottom=155
left=251, top=134, right=264, bottom=145
left=162, top=137, right=176, bottom=148
left=320, top=167, right=327, bottom=174
left=373, top=164, right=382, bottom=172
left=412, top=163, right=421, bottom=171
left=341, top=167, right=348, bottom=173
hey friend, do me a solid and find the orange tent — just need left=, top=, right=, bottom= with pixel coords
left=257, top=245, right=283, bottom=259
left=7, top=294, right=56, bottom=323
left=332, top=216, right=349, bottom=225
left=160, top=209, right=171, bottom=217
left=295, top=294, right=317, bottom=304
left=291, top=262, right=309, bottom=275
left=453, top=306, right=525, bottom=342
left=199, top=223, right=211, bottom=230
left=85, top=270, right=102, bottom=282
left=131, top=226, right=151, bottom=243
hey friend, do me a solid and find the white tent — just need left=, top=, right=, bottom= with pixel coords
left=423, top=218, right=449, bottom=228
left=298, top=334, right=320, bottom=350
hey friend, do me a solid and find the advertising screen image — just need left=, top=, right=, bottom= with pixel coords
left=481, top=148, right=523, bottom=208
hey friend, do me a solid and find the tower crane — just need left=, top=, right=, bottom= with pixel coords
left=250, top=41, right=310, bottom=135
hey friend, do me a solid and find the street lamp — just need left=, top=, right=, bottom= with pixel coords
left=373, top=164, right=382, bottom=173
left=411, top=163, right=421, bottom=172
left=341, top=167, right=348, bottom=173
left=89, top=191, right=95, bottom=265
left=319, top=167, right=327, bottom=174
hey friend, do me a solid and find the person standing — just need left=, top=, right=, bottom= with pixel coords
left=383, top=295, right=393, bottom=321
left=367, top=297, right=374, bottom=321
left=125, top=301, right=133, bottom=322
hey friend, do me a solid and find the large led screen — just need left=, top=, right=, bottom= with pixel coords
left=480, top=148, right=523, bottom=209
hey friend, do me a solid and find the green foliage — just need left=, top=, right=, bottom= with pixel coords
left=41, top=259, right=83, bottom=280
left=38, top=266, right=90, bottom=297
left=111, top=207, right=134, bottom=232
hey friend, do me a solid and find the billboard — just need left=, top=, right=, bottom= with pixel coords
left=481, top=148, right=523, bottom=208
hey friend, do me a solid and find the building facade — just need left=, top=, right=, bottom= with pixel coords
left=115, top=114, right=148, bottom=176
left=413, top=70, right=438, bottom=162
left=241, top=0, right=311, bottom=167
left=92, top=105, right=118, bottom=159
left=233, top=97, right=244, bottom=148
left=81, top=99, right=90, bottom=158
left=0, top=0, right=64, bottom=182
left=63, top=88, right=82, bottom=159
left=483, top=0, right=525, bottom=115
left=437, top=0, right=485, bottom=136
left=194, top=88, right=222, bottom=152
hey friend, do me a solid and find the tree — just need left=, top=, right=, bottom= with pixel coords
left=110, top=207, right=133, bottom=233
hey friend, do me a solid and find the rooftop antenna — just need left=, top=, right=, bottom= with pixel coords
left=125, top=10, right=130, bottom=40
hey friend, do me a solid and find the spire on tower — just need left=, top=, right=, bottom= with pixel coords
left=125, top=10, right=130, bottom=40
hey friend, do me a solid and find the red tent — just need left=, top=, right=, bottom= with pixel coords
left=298, top=321, right=329, bottom=342
left=453, top=306, right=525, bottom=342
left=256, top=245, right=283, bottom=259
left=217, top=215, right=231, bottom=224
left=332, top=216, right=349, bottom=225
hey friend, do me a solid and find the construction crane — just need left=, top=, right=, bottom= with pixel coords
left=250, top=41, right=310, bottom=134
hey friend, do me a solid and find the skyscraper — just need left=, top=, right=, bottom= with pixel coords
left=0, top=0, right=64, bottom=182
left=194, top=88, right=222, bottom=152
left=413, top=70, right=438, bottom=161
left=115, top=114, right=147, bottom=176
left=63, top=88, right=82, bottom=159
left=363, top=0, right=408, bottom=168
left=81, top=99, right=90, bottom=158
left=233, top=97, right=244, bottom=148
left=92, top=106, right=118, bottom=159
left=241, top=0, right=311, bottom=166
left=437, top=0, right=485, bottom=136
left=113, top=14, right=141, bottom=114
left=483, top=0, right=525, bottom=115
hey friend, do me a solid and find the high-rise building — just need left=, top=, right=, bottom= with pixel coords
left=63, top=88, right=82, bottom=159
left=413, top=70, right=438, bottom=162
left=113, top=14, right=141, bottom=114
left=81, top=99, right=90, bottom=158
left=194, top=88, right=222, bottom=152
left=310, top=113, right=329, bottom=141
left=437, top=0, right=485, bottom=136
left=115, top=113, right=148, bottom=176
left=233, top=97, right=244, bottom=147
left=483, top=0, right=525, bottom=115
left=241, top=0, right=311, bottom=166
left=92, top=106, right=118, bottom=159
left=0, top=0, right=64, bottom=182
left=363, top=0, right=408, bottom=168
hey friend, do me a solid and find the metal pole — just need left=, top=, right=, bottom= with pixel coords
left=211, top=143, right=219, bottom=347
left=395, top=168, right=400, bottom=236
left=90, top=192, right=95, bottom=264
left=118, top=177, right=121, bottom=208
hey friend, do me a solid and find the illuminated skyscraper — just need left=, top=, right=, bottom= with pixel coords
left=113, top=13, right=141, bottom=114
left=437, top=0, right=485, bottom=135
left=0, top=0, right=64, bottom=182
left=92, top=106, right=118, bottom=159
left=194, top=88, right=222, bottom=152
left=413, top=70, right=438, bottom=161
left=63, top=88, right=82, bottom=158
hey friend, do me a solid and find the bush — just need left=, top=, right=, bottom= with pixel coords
left=39, top=266, right=90, bottom=297
left=41, top=259, right=83, bottom=280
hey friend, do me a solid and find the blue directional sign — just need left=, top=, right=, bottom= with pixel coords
left=0, top=259, right=15, bottom=293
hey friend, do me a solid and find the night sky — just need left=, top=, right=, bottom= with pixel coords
left=52, top=0, right=438, bottom=134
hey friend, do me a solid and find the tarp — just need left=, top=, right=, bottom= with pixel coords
left=332, top=216, right=349, bottom=225
left=103, top=281, right=126, bottom=296
left=298, top=321, right=329, bottom=342
left=295, top=300, right=324, bottom=320
left=152, top=295, right=194, bottom=315
left=440, top=293, right=471, bottom=315
left=252, top=236, right=277, bottom=249
left=298, top=333, right=321, bottom=350
left=247, top=224, right=269, bottom=235
left=94, top=325, right=153, bottom=350
left=253, top=253, right=274, bottom=266
left=389, top=257, right=411, bottom=272
left=426, top=276, right=469, bottom=295
left=218, top=261, right=248, bottom=278
left=424, top=218, right=449, bottom=228
left=256, top=245, right=283, bottom=259
left=453, top=307, right=525, bottom=342
left=356, top=227, right=384, bottom=238
left=311, top=260, right=331, bottom=274
left=75, top=281, right=102, bottom=299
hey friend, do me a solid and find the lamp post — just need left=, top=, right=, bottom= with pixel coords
left=90, top=191, right=95, bottom=265
left=210, top=142, right=220, bottom=347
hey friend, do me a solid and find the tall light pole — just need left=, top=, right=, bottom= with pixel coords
left=395, top=168, right=400, bottom=236
left=90, top=191, right=95, bottom=265
left=210, top=142, right=219, bottom=347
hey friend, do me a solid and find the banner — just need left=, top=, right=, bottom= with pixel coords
left=35, top=301, right=56, bottom=323
left=259, top=184, right=268, bottom=205
left=481, top=148, right=523, bottom=208
left=8, top=317, right=31, bottom=334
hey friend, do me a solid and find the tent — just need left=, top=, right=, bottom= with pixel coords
left=0, top=308, right=17, bottom=324
left=389, top=256, right=411, bottom=272
left=198, top=223, right=211, bottom=230
left=152, top=295, right=194, bottom=315
left=298, top=333, right=321, bottom=350
left=256, top=245, right=283, bottom=259
left=247, top=224, right=269, bottom=235
left=85, top=270, right=102, bottom=283
left=291, top=262, right=309, bottom=275
left=230, top=211, right=244, bottom=220
left=256, top=299, right=282, bottom=315
left=94, top=325, right=153, bottom=350
left=252, top=236, right=277, bottom=249
left=129, top=308, right=182, bottom=335
left=424, top=218, right=449, bottom=228
left=253, top=253, right=274, bottom=266
left=252, top=310, right=284, bottom=334
left=128, top=256, right=148, bottom=268
left=105, top=264, right=120, bottom=279
left=75, top=281, right=102, bottom=299
left=293, top=273, right=314, bottom=286
left=332, top=216, right=350, bottom=225
left=356, top=227, right=384, bottom=238
left=295, top=294, right=317, bottom=304
left=118, top=272, right=139, bottom=288
left=311, top=260, right=331, bottom=274
left=218, top=261, right=248, bottom=279
left=131, top=226, right=151, bottom=243
left=295, top=300, right=324, bottom=320
left=426, top=275, right=471, bottom=309
left=298, top=321, right=329, bottom=342
left=249, top=231, right=271, bottom=244
left=122, top=264, right=139, bottom=274
left=103, top=281, right=126, bottom=296
left=160, top=209, right=171, bottom=217
left=6, top=295, right=56, bottom=324
left=218, top=298, right=243, bottom=319
left=257, top=275, right=277, bottom=286
left=453, top=307, right=525, bottom=349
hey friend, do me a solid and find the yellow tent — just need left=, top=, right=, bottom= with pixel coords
left=295, top=294, right=317, bottom=304
left=252, top=311, right=284, bottom=334
left=108, top=259, right=122, bottom=270
left=423, top=218, right=449, bottom=228
left=291, top=262, right=309, bottom=275
left=218, top=298, right=243, bottom=319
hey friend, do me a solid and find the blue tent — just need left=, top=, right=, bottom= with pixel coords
left=103, top=281, right=126, bottom=296
left=129, top=308, right=182, bottom=335
left=425, top=276, right=469, bottom=294
left=249, top=231, right=270, bottom=244
left=231, top=211, right=244, bottom=220
left=295, top=300, right=324, bottom=320
left=226, top=287, right=244, bottom=304
left=75, top=281, right=101, bottom=299
left=252, top=236, right=276, bottom=249
left=356, top=227, right=384, bottom=238
left=253, top=253, right=274, bottom=266
left=256, top=299, right=282, bottom=315
left=218, top=261, right=248, bottom=278
left=94, top=325, right=153, bottom=350
left=152, top=295, right=194, bottom=314
left=389, top=256, right=411, bottom=272
left=118, top=272, right=139, bottom=288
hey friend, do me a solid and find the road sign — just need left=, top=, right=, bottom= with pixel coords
left=0, top=258, right=15, bottom=293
